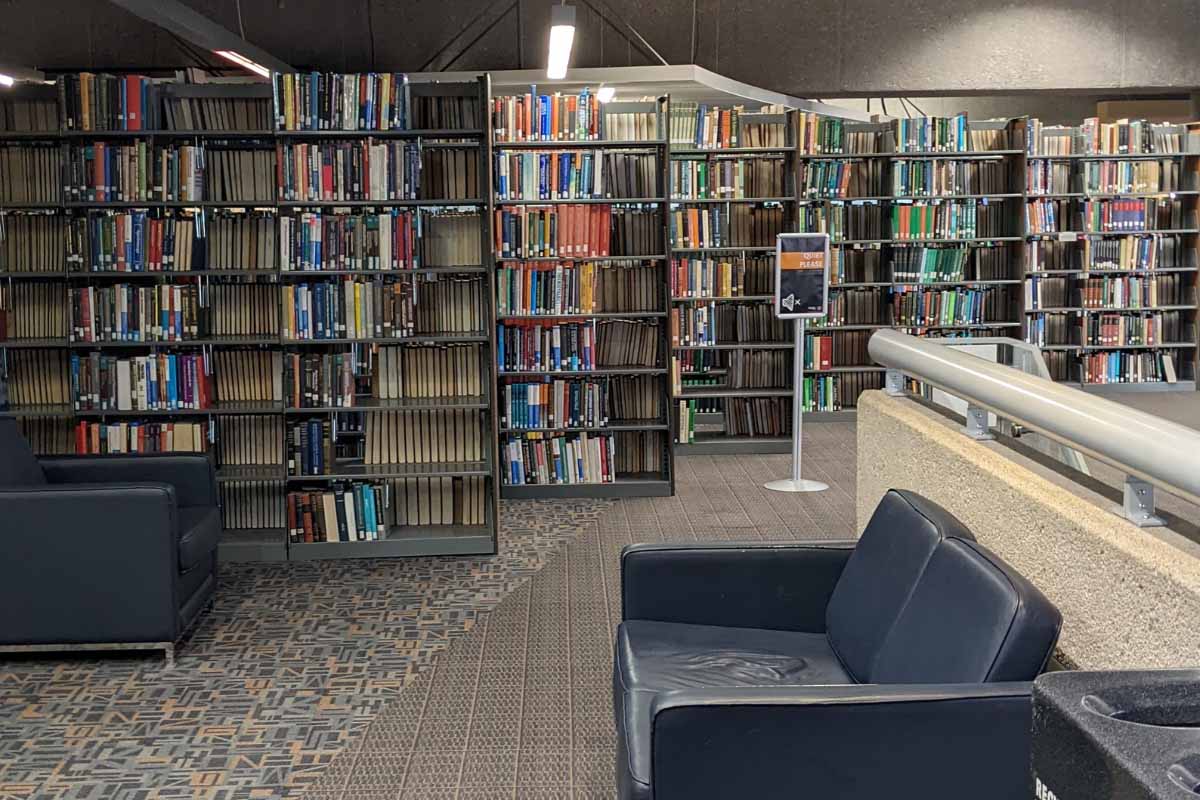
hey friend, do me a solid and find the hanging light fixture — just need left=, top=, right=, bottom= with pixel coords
left=546, top=3, right=576, bottom=80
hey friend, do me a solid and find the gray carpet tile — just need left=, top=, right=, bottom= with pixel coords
left=316, top=422, right=858, bottom=799
left=0, top=499, right=609, bottom=800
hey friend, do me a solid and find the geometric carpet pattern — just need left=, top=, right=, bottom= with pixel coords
left=0, top=423, right=858, bottom=799
left=303, top=422, right=859, bottom=798
left=0, top=498, right=610, bottom=800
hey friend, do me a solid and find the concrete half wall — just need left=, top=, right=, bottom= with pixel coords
left=855, top=389, right=1200, bottom=670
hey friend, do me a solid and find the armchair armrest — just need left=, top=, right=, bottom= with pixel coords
left=620, top=541, right=855, bottom=632
left=40, top=453, right=217, bottom=507
left=650, top=683, right=1034, bottom=800
left=0, top=484, right=182, bottom=645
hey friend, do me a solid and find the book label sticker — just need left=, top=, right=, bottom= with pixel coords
left=775, top=233, right=830, bottom=319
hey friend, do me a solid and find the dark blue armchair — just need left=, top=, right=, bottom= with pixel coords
left=0, top=418, right=219, bottom=664
left=614, top=489, right=1062, bottom=800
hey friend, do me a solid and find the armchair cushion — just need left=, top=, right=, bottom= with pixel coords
left=178, top=506, right=221, bottom=572
left=615, top=620, right=852, bottom=794
left=871, top=537, right=1061, bottom=684
left=0, top=418, right=46, bottom=486
left=825, top=489, right=974, bottom=682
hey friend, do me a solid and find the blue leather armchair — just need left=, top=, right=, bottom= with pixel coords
left=0, top=418, right=219, bottom=663
left=614, top=489, right=1062, bottom=800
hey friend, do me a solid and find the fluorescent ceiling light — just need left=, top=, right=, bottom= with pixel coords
left=0, top=74, right=14, bottom=88
left=547, top=4, right=576, bottom=80
left=596, top=86, right=615, bottom=103
left=213, top=50, right=271, bottom=79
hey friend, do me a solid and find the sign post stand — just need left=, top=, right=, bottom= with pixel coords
left=765, top=233, right=830, bottom=494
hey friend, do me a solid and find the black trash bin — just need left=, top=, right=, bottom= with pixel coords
left=1033, top=670, right=1200, bottom=800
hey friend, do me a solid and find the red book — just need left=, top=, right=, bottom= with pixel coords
left=124, top=76, right=142, bottom=131
left=75, top=421, right=88, bottom=453
left=820, top=335, right=832, bottom=370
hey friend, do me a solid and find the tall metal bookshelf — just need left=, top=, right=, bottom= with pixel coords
left=490, top=96, right=674, bottom=499
left=1022, top=118, right=1199, bottom=393
left=787, top=116, right=1029, bottom=412
left=669, top=108, right=807, bottom=454
left=0, top=74, right=502, bottom=562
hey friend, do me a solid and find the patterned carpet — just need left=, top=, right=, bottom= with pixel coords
left=0, top=499, right=610, bottom=800
left=0, top=424, right=858, bottom=799
left=305, top=422, right=859, bottom=799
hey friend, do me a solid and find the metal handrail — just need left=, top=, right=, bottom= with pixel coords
left=868, top=328, right=1200, bottom=526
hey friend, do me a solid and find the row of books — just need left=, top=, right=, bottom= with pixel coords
left=1025, top=274, right=1190, bottom=309
left=1, top=215, right=69, bottom=272
left=281, top=276, right=484, bottom=339
left=890, top=245, right=1016, bottom=283
left=276, top=140, right=423, bottom=202
left=1027, top=158, right=1185, bottom=195
left=824, top=289, right=890, bottom=326
left=221, top=481, right=285, bottom=532
left=890, top=159, right=1010, bottom=197
left=499, top=374, right=661, bottom=429
left=373, top=343, right=485, bottom=400
left=279, top=210, right=419, bottom=272
left=891, top=286, right=1014, bottom=327
left=70, top=352, right=212, bottom=411
left=165, top=96, right=271, bottom=133
left=491, top=89, right=623, bottom=143
left=1026, top=235, right=1189, bottom=272
left=1082, top=351, right=1181, bottom=384
left=669, top=103, right=788, bottom=149
left=287, top=483, right=386, bottom=541
left=0, top=144, right=62, bottom=204
left=495, top=261, right=660, bottom=316
left=0, top=282, right=69, bottom=339
left=65, top=142, right=191, bottom=203
left=0, top=98, right=58, bottom=133
left=1026, top=198, right=1189, bottom=234
left=668, top=255, right=774, bottom=298
left=492, top=204, right=661, bottom=259
left=797, top=201, right=1012, bottom=242
left=669, top=303, right=788, bottom=346
left=74, top=420, right=207, bottom=454
left=59, top=74, right=162, bottom=132
left=71, top=284, right=201, bottom=342
left=502, top=430, right=620, bottom=485
left=804, top=330, right=874, bottom=369
left=496, top=319, right=659, bottom=372
left=363, top=409, right=484, bottom=465
left=671, top=156, right=788, bottom=199
left=494, top=150, right=658, bottom=201
left=669, top=204, right=787, bottom=248
left=800, top=116, right=1012, bottom=156
left=273, top=72, right=412, bottom=132
left=3, top=350, right=69, bottom=408
left=286, top=475, right=489, bottom=540
left=1085, top=312, right=1189, bottom=346
left=1027, top=117, right=1189, bottom=156
left=799, top=159, right=886, bottom=199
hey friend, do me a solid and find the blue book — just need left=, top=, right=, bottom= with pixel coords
left=314, top=284, right=325, bottom=338
left=361, top=486, right=377, bottom=539
left=146, top=359, right=156, bottom=409
left=496, top=324, right=506, bottom=368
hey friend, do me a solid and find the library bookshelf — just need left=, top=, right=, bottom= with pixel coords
left=1022, top=117, right=1198, bottom=393
left=0, top=74, right=502, bottom=561
left=490, top=95, right=674, bottom=499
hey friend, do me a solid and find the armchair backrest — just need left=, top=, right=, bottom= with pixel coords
left=826, top=489, right=971, bottom=682
left=826, top=489, right=1061, bottom=685
left=870, top=537, right=1061, bottom=683
left=0, top=417, right=46, bottom=486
